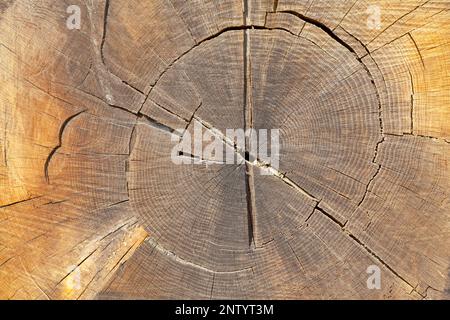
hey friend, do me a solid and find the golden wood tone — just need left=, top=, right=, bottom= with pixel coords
left=0, top=0, right=449, bottom=299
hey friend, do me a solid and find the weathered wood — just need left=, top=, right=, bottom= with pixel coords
left=1, top=0, right=449, bottom=300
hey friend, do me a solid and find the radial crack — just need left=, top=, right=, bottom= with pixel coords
left=100, top=0, right=110, bottom=66
left=347, top=233, right=416, bottom=291
left=408, top=33, right=425, bottom=69
left=177, top=151, right=225, bottom=165
left=184, top=102, right=203, bottom=133
left=151, top=99, right=190, bottom=123
left=311, top=204, right=416, bottom=291
left=193, top=117, right=319, bottom=203
left=3, top=107, right=7, bottom=167
left=408, top=69, right=415, bottom=134
left=243, top=0, right=257, bottom=248
left=333, top=0, right=358, bottom=31
left=0, top=196, right=43, bottom=209
left=272, top=0, right=279, bottom=12
left=137, top=113, right=179, bottom=135
left=245, top=164, right=257, bottom=247
left=316, top=204, right=345, bottom=228
left=366, top=0, right=431, bottom=46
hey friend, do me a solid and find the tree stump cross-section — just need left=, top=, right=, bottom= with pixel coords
left=0, top=0, right=449, bottom=300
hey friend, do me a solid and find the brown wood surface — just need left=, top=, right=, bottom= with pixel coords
left=1, top=0, right=450, bottom=299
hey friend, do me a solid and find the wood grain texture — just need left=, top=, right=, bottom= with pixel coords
left=0, top=0, right=449, bottom=300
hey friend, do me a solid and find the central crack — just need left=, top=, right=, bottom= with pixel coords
left=243, top=0, right=257, bottom=248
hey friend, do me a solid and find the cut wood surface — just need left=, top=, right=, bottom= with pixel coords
left=0, top=0, right=450, bottom=299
